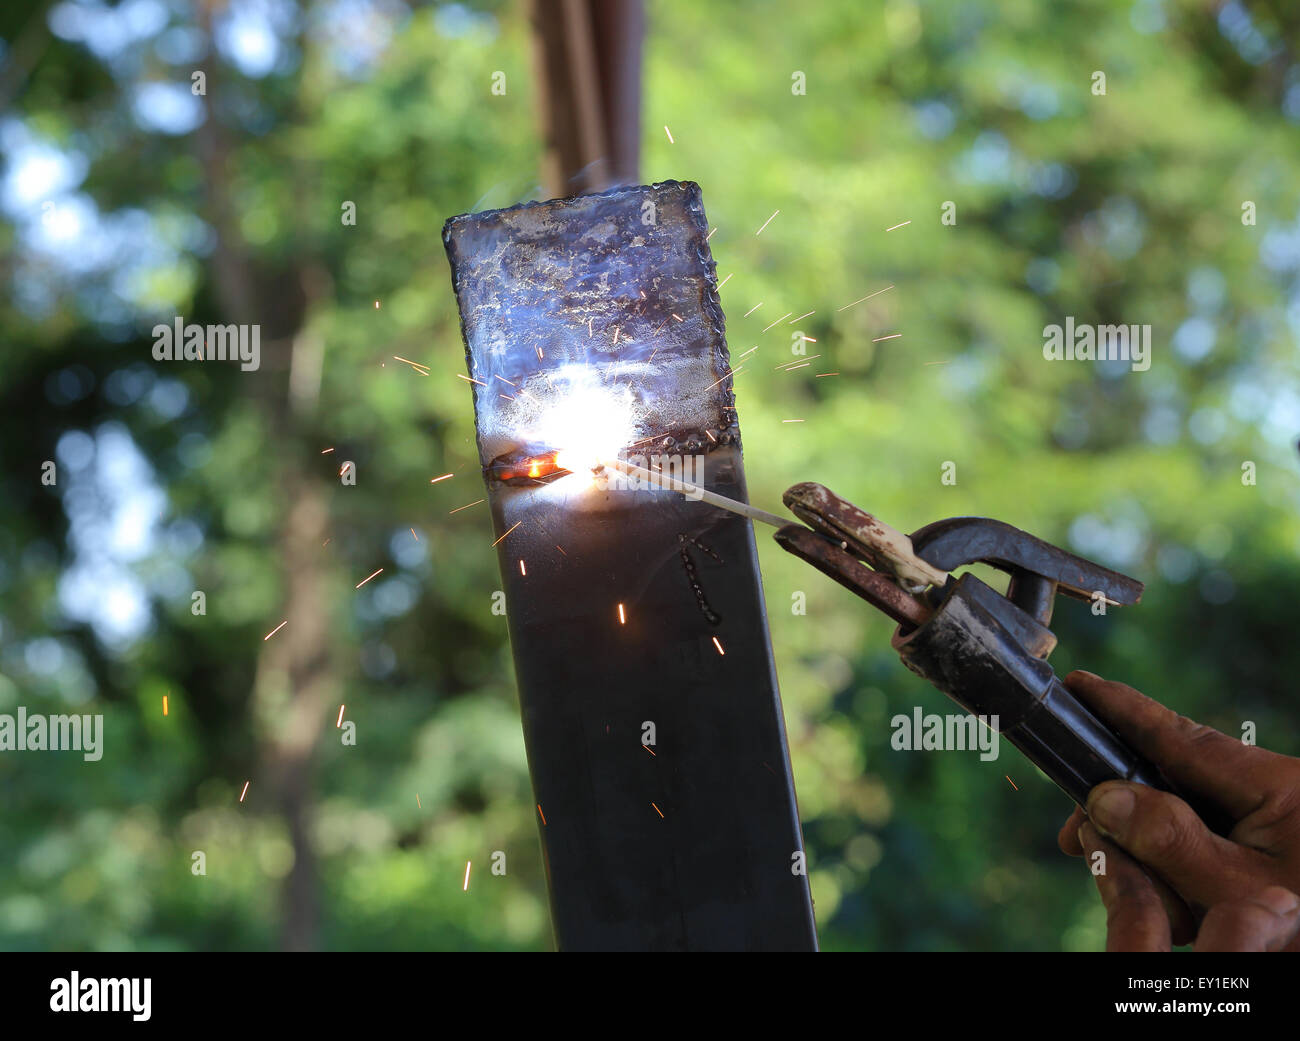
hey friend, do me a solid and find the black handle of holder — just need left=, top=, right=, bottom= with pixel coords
left=893, top=574, right=1235, bottom=838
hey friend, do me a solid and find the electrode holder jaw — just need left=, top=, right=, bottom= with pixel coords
left=906, top=515, right=1145, bottom=637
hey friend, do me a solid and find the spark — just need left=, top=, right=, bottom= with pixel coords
left=705, top=227, right=717, bottom=241
left=717, top=273, right=732, bottom=290
left=394, top=356, right=430, bottom=374
left=789, top=310, right=815, bottom=323
left=239, top=781, right=250, bottom=802
left=782, top=362, right=812, bottom=372
left=816, top=372, right=840, bottom=378
left=924, top=359, right=952, bottom=366
left=712, top=636, right=725, bottom=656
left=322, top=538, right=332, bottom=546
left=494, top=374, right=515, bottom=386
left=1006, top=776, right=1019, bottom=791
left=885, top=220, right=912, bottom=232
left=456, top=373, right=487, bottom=387
left=410, top=528, right=418, bottom=540
left=449, top=499, right=484, bottom=514
left=837, top=284, right=895, bottom=311
left=702, top=365, right=744, bottom=393
left=617, top=603, right=626, bottom=625
left=651, top=802, right=664, bottom=818
left=536, top=346, right=544, bottom=360
left=776, top=355, right=820, bottom=368
left=737, top=345, right=760, bottom=360
left=644, top=745, right=656, bottom=756
left=538, top=804, right=547, bottom=826
left=336, top=705, right=345, bottom=727
left=416, top=793, right=421, bottom=809
left=519, top=559, right=527, bottom=576
left=163, top=694, right=168, bottom=716
left=463, top=860, right=471, bottom=891
left=498, top=393, right=514, bottom=402
left=671, top=314, right=683, bottom=322
left=264, top=620, right=288, bottom=641
left=374, top=300, right=380, bottom=309
left=783, top=418, right=805, bottom=423
left=872, top=333, right=902, bottom=342
left=321, top=447, right=335, bottom=454
left=755, top=209, right=779, bottom=235
left=664, top=125, right=674, bottom=143
left=555, top=544, right=567, bottom=556
left=430, top=472, right=454, bottom=483
left=762, top=312, right=793, bottom=332
left=339, top=462, right=352, bottom=478
left=492, top=520, right=522, bottom=547
left=704, top=430, right=716, bottom=442
left=356, top=568, right=384, bottom=588
left=743, top=302, right=763, bottom=317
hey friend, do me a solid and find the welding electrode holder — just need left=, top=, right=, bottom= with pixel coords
left=889, top=570, right=1236, bottom=838
left=776, top=490, right=1235, bottom=838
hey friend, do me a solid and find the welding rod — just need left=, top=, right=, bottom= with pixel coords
left=604, top=456, right=789, bottom=528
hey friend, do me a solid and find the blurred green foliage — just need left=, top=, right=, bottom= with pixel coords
left=1, top=0, right=1298, bottom=951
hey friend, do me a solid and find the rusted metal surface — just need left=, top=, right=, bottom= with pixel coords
left=443, top=181, right=817, bottom=951
left=783, top=482, right=948, bottom=592
left=773, top=525, right=930, bottom=629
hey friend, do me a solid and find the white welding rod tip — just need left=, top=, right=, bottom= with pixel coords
left=604, top=457, right=788, bottom=528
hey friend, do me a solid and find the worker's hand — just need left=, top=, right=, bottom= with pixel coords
left=1077, top=822, right=1300, bottom=951
left=1057, top=670, right=1300, bottom=951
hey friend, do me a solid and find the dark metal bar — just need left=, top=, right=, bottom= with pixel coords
left=443, top=181, right=818, bottom=951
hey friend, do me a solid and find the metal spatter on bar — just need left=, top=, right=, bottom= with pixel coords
left=443, top=181, right=817, bottom=952
left=444, top=180, right=735, bottom=463
left=678, top=533, right=722, bottom=626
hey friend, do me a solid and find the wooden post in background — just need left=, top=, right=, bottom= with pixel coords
left=529, top=0, right=644, bottom=197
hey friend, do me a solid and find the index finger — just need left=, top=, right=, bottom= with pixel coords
left=1064, top=671, right=1281, bottom=821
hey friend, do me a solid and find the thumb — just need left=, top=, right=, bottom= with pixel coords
left=1086, top=781, right=1271, bottom=909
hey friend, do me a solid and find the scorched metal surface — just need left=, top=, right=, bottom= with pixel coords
left=442, top=181, right=818, bottom=951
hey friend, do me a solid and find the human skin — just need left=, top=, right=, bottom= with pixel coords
left=1056, top=671, right=1300, bottom=952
